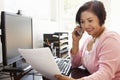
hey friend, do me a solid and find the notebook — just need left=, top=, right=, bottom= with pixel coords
left=18, top=47, right=61, bottom=80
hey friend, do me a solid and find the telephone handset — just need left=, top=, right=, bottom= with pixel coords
left=75, top=25, right=84, bottom=36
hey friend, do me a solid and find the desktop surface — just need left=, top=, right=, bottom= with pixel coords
left=42, top=67, right=90, bottom=80
left=43, top=57, right=90, bottom=80
left=0, top=57, right=90, bottom=80
left=70, top=67, right=90, bottom=79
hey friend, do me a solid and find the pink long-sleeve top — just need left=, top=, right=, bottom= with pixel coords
left=71, top=29, right=120, bottom=80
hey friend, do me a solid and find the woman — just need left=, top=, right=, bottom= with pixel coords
left=55, top=1, right=120, bottom=80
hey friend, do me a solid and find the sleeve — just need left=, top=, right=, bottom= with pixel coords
left=70, top=49, right=82, bottom=68
left=70, top=39, right=88, bottom=68
left=70, top=37, right=90, bottom=68
left=83, top=36, right=120, bottom=80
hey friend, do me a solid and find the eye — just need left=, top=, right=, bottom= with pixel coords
left=80, top=20, right=84, bottom=24
left=88, top=20, right=93, bottom=23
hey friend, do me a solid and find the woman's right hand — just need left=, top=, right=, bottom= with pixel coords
left=72, top=26, right=84, bottom=42
left=71, top=26, right=84, bottom=55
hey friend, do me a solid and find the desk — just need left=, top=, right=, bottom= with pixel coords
left=70, top=68, right=90, bottom=79
left=42, top=67, right=90, bottom=80
left=2, top=67, right=33, bottom=80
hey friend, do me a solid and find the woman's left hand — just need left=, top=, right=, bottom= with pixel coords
left=55, top=74, right=75, bottom=80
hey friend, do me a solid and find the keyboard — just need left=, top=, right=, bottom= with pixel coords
left=55, top=58, right=71, bottom=76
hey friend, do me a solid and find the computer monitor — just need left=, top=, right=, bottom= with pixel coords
left=0, top=11, right=33, bottom=66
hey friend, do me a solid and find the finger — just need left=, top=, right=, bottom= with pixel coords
left=54, top=74, right=63, bottom=79
left=74, top=27, right=77, bottom=31
left=76, top=25, right=80, bottom=28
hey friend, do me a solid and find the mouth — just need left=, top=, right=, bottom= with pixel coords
left=86, top=28, right=94, bottom=33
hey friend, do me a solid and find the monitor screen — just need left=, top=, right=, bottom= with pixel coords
left=1, top=11, right=33, bottom=66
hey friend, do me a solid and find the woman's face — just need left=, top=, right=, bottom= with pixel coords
left=80, top=11, right=101, bottom=37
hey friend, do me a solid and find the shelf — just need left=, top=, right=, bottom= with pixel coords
left=43, top=32, right=69, bottom=58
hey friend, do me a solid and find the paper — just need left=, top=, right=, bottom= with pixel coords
left=18, top=47, right=61, bottom=80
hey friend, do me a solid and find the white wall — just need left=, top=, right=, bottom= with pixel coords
left=0, top=0, right=4, bottom=63
left=110, top=0, right=120, bottom=34
left=3, top=0, right=60, bottom=48
left=0, top=0, right=59, bottom=63
left=0, top=0, right=4, bottom=11
left=1, top=0, right=112, bottom=48
left=98, top=0, right=111, bottom=28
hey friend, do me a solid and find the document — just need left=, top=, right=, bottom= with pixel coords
left=18, top=47, right=61, bottom=80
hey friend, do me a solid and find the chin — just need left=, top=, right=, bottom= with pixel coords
left=87, top=32, right=92, bottom=35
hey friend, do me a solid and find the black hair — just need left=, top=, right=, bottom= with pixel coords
left=76, top=1, right=106, bottom=26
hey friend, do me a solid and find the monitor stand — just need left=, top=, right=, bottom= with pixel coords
left=2, top=59, right=32, bottom=80
left=2, top=59, right=32, bottom=72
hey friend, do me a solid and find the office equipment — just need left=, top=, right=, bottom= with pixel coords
left=0, top=11, right=33, bottom=67
left=43, top=32, right=69, bottom=58
left=0, top=61, right=33, bottom=80
left=2, top=62, right=32, bottom=72
left=55, top=58, right=71, bottom=76
left=18, top=47, right=71, bottom=80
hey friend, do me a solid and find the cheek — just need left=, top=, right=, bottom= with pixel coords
left=93, top=26, right=101, bottom=35
left=92, top=24, right=101, bottom=33
left=92, top=22, right=98, bottom=28
left=92, top=22, right=100, bottom=29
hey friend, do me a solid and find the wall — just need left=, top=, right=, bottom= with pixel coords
left=0, top=0, right=4, bottom=63
left=0, top=0, right=59, bottom=63
left=0, top=0, right=4, bottom=11
left=99, top=0, right=111, bottom=27
left=3, top=0, right=60, bottom=48
left=110, top=0, right=120, bottom=34
left=1, top=0, right=112, bottom=48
